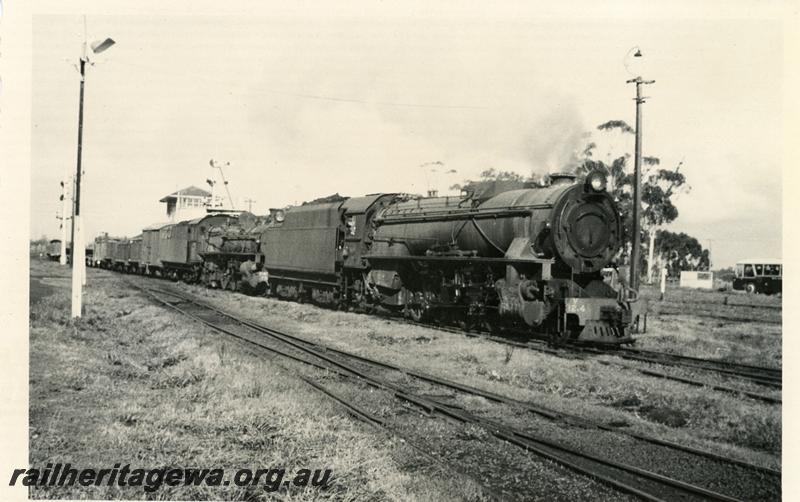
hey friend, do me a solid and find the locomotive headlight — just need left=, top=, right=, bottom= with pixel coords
left=586, top=172, right=607, bottom=192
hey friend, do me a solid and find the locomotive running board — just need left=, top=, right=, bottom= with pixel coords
left=363, top=255, right=554, bottom=266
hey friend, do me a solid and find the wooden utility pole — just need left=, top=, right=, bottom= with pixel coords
left=626, top=75, right=654, bottom=291
left=244, top=198, right=256, bottom=212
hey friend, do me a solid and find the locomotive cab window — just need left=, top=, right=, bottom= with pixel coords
left=743, top=264, right=754, bottom=277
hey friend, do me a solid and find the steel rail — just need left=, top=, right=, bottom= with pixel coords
left=404, top=316, right=782, bottom=390
left=401, top=319, right=782, bottom=398
left=129, top=283, right=492, bottom=496
left=294, top=374, right=494, bottom=496
left=111, top=265, right=781, bottom=387
left=134, top=282, right=750, bottom=501
left=429, top=320, right=782, bottom=401
left=393, top=302, right=782, bottom=387
left=655, top=309, right=781, bottom=325
left=593, top=361, right=781, bottom=405
left=581, top=347, right=781, bottom=384
left=569, top=347, right=781, bottom=389
left=135, top=284, right=669, bottom=501
left=653, top=298, right=782, bottom=311
left=146, top=282, right=780, bottom=476
left=579, top=347, right=781, bottom=386
left=621, top=347, right=782, bottom=377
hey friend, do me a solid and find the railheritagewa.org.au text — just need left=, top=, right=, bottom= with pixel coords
left=9, top=463, right=332, bottom=492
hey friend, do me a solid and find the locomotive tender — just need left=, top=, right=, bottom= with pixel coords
left=92, top=171, right=640, bottom=345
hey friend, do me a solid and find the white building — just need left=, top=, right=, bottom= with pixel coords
left=159, top=186, right=212, bottom=222
left=679, top=270, right=714, bottom=290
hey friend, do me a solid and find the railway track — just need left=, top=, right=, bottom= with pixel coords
left=129, top=283, right=494, bottom=497
left=396, top=319, right=781, bottom=403
left=103, top=265, right=782, bottom=394
left=393, top=312, right=781, bottom=387
left=614, top=347, right=781, bottom=386
left=655, top=309, right=781, bottom=325
left=648, top=296, right=782, bottom=311
left=129, top=279, right=778, bottom=501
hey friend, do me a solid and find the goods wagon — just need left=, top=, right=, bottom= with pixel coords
left=93, top=234, right=122, bottom=269
left=141, top=223, right=172, bottom=275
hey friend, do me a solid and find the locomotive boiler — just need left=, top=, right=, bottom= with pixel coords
left=365, top=172, right=637, bottom=344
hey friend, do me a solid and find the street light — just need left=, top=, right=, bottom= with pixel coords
left=90, top=38, right=116, bottom=54
left=71, top=34, right=115, bottom=319
left=625, top=48, right=654, bottom=292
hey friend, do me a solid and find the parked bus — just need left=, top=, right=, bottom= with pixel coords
left=732, top=258, right=781, bottom=295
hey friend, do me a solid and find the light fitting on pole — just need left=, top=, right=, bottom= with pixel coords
left=91, top=38, right=116, bottom=54
left=623, top=45, right=644, bottom=76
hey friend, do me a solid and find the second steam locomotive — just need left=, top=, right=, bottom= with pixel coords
left=92, top=171, right=641, bottom=345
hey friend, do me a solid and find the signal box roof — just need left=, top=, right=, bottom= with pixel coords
left=159, top=186, right=211, bottom=203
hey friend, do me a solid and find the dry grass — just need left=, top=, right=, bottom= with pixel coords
left=636, top=315, right=782, bottom=368
left=183, top=281, right=781, bottom=470
left=639, top=283, right=782, bottom=309
left=28, top=261, right=485, bottom=501
left=29, top=258, right=781, bottom=500
left=634, top=284, right=782, bottom=368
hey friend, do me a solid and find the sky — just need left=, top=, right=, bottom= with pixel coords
left=30, top=8, right=784, bottom=268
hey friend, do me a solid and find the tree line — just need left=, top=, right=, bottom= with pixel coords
left=451, top=119, right=711, bottom=279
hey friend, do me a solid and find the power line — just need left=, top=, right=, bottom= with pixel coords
left=109, top=59, right=486, bottom=110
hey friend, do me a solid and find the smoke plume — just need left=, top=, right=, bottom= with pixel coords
left=521, top=101, right=588, bottom=177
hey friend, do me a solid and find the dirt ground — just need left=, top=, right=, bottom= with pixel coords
left=28, top=260, right=782, bottom=500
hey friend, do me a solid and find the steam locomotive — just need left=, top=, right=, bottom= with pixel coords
left=92, top=171, right=642, bottom=345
